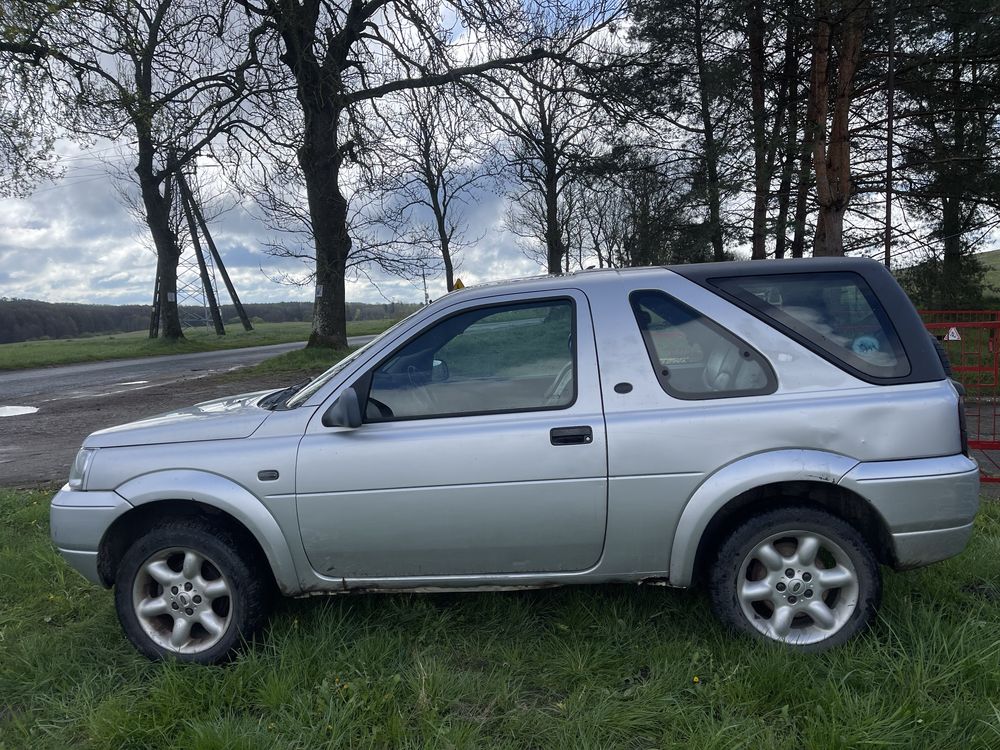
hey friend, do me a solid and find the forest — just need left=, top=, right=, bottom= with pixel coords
left=1, top=0, right=998, bottom=345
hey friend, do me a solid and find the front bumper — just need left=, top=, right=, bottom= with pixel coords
left=50, top=485, right=133, bottom=585
left=839, top=454, right=980, bottom=569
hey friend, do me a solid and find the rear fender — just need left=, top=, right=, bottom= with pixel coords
left=668, top=450, right=859, bottom=587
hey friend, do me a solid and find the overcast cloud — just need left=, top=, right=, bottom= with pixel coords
left=0, top=145, right=539, bottom=307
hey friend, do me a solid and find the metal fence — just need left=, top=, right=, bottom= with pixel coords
left=921, top=310, right=1000, bottom=481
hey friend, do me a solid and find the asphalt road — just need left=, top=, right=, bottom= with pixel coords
left=0, top=336, right=376, bottom=404
left=0, top=335, right=380, bottom=486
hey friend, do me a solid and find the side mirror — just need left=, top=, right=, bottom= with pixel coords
left=321, top=386, right=362, bottom=429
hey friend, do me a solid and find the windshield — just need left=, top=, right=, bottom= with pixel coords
left=284, top=308, right=425, bottom=407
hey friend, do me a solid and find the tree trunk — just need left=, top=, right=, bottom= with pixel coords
left=299, top=104, right=351, bottom=349
left=544, top=167, right=565, bottom=274
left=694, top=0, right=726, bottom=262
left=747, top=0, right=768, bottom=260
left=941, top=196, right=962, bottom=307
left=790, top=60, right=817, bottom=259
left=940, top=32, right=965, bottom=307
left=774, top=74, right=800, bottom=259
left=136, top=140, right=183, bottom=340
left=439, top=230, right=455, bottom=292
left=427, top=177, right=455, bottom=291
left=810, top=0, right=870, bottom=257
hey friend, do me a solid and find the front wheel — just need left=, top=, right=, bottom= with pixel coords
left=114, top=519, right=272, bottom=663
left=708, top=506, right=881, bottom=651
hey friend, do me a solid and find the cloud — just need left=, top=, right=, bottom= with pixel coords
left=0, top=146, right=541, bottom=306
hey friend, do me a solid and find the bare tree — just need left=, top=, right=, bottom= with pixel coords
left=3, top=0, right=257, bottom=339
left=378, top=85, right=495, bottom=291
left=482, top=48, right=612, bottom=274
left=230, top=0, right=620, bottom=348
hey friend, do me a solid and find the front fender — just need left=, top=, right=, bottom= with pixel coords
left=668, top=450, right=859, bottom=587
left=115, top=470, right=301, bottom=595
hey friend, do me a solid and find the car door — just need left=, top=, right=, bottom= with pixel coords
left=295, top=290, right=608, bottom=579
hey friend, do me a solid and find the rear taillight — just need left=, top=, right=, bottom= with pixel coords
left=953, top=379, right=969, bottom=456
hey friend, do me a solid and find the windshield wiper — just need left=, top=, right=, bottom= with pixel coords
left=258, top=379, right=311, bottom=410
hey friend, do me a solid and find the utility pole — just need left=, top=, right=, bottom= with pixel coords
left=148, top=155, right=255, bottom=337
left=177, top=170, right=254, bottom=332
left=178, top=176, right=226, bottom=335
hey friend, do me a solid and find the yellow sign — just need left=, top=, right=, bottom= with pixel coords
left=454, top=278, right=465, bottom=290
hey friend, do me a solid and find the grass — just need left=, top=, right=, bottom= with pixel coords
left=0, top=319, right=397, bottom=372
left=242, top=347, right=355, bottom=379
left=976, top=249, right=1000, bottom=298
left=2, top=488, right=999, bottom=749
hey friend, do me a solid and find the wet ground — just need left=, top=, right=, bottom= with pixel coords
left=0, top=368, right=292, bottom=488
left=0, top=337, right=380, bottom=488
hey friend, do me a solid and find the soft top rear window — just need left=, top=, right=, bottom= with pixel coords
left=711, top=272, right=911, bottom=379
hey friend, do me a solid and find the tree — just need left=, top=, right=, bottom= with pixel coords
left=808, top=0, right=871, bottom=256
left=379, top=85, right=494, bottom=292
left=631, top=0, right=745, bottom=263
left=745, top=0, right=810, bottom=260
left=0, top=1, right=66, bottom=196
left=2, top=0, right=257, bottom=339
left=571, top=147, right=721, bottom=268
left=233, top=0, right=620, bottom=348
left=481, top=49, right=609, bottom=274
left=894, top=0, right=1000, bottom=306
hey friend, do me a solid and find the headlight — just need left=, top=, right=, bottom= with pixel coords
left=68, top=448, right=97, bottom=490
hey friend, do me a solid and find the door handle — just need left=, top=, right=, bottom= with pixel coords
left=550, top=426, right=593, bottom=446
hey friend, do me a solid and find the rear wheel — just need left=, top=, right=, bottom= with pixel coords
left=708, top=507, right=881, bottom=651
left=114, top=519, right=272, bottom=664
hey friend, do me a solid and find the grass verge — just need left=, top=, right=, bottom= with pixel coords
left=241, top=347, right=355, bottom=380
left=2, top=488, right=999, bottom=749
left=0, top=319, right=396, bottom=372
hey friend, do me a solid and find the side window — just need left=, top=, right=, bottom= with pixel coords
left=366, top=299, right=576, bottom=420
left=630, top=290, right=776, bottom=399
left=711, top=272, right=910, bottom=379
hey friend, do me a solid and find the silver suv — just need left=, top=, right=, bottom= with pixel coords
left=51, top=259, right=979, bottom=663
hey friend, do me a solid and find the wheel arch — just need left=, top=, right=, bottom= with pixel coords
left=99, top=470, right=300, bottom=594
left=669, top=450, right=893, bottom=587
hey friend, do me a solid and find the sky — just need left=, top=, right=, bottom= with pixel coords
left=0, top=142, right=539, bottom=308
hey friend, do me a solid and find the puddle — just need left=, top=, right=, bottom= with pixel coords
left=117, top=380, right=149, bottom=385
left=0, top=406, right=39, bottom=417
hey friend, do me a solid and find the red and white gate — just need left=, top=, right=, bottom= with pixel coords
left=922, top=310, right=1000, bottom=482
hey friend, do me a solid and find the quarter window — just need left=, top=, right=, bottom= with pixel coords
left=631, top=290, right=776, bottom=399
left=366, top=299, right=575, bottom=420
left=711, top=272, right=910, bottom=379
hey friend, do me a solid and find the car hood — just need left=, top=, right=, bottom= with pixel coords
left=83, top=390, right=274, bottom=448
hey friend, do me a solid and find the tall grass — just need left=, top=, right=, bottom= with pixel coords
left=2, top=488, right=998, bottom=749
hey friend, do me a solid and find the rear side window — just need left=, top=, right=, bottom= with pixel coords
left=630, top=290, right=776, bottom=399
left=711, top=272, right=910, bottom=379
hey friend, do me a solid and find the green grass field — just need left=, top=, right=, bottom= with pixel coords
left=977, top=249, right=1000, bottom=299
left=0, top=319, right=397, bottom=372
left=1, top=487, right=998, bottom=749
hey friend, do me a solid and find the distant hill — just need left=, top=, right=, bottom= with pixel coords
left=974, top=249, right=1000, bottom=297
left=0, top=298, right=420, bottom=344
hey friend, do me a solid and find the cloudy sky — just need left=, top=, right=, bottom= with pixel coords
left=0, top=142, right=538, bottom=307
